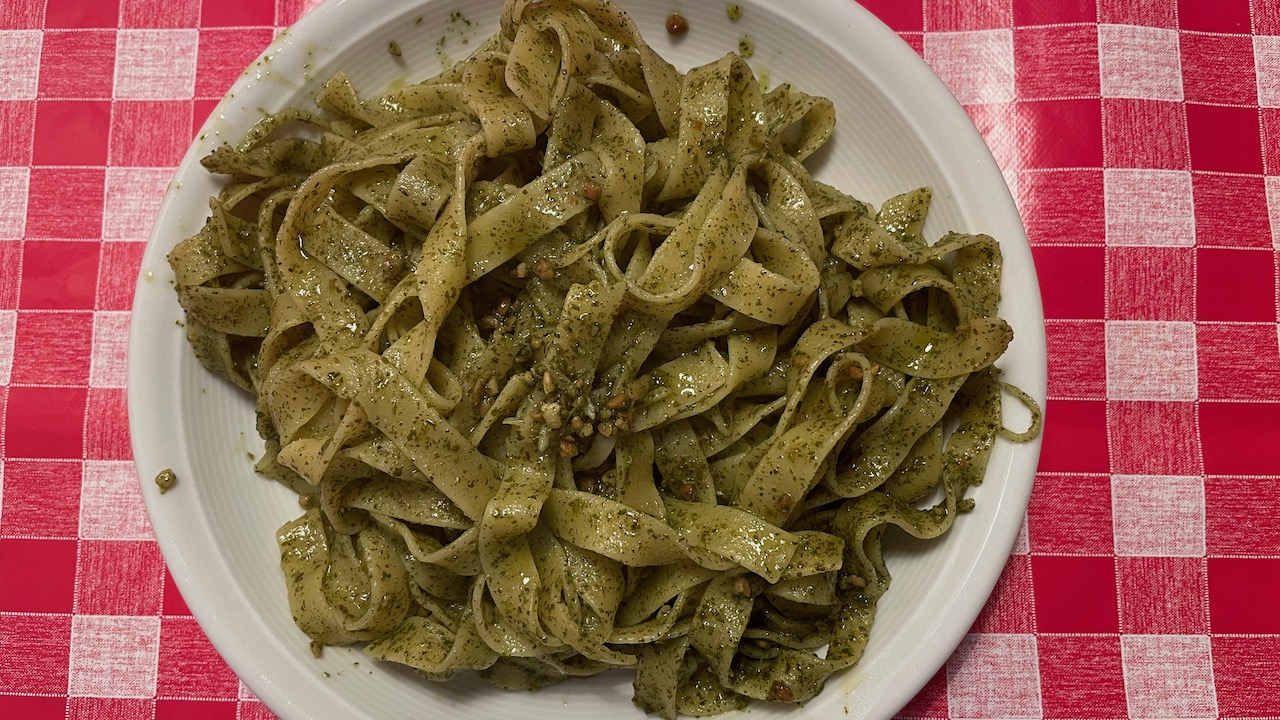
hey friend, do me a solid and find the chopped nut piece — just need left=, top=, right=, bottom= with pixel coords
left=155, top=468, right=177, bottom=494
left=582, top=180, right=603, bottom=201
left=310, top=640, right=325, bottom=658
left=514, top=261, right=529, bottom=279
left=605, top=392, right=628, bottom=409
left=541, top=401, right=563, bottom=429
left=847, top=365, right=864, bottom=380
left=597, top=422, right=615, bottom=437
left=534, top=257, right=556, bottom=281
left=543, top=370, right=556, bottom=394
left=665, top=12, right=688, bottom=35
left=771, top=681, right=794, bottom=703
left=733, top=576, right=752, bottom=597
left=676, top=483, right=696, bottom=501
left=299, top=494, right=315, bottom=509
left=838, top=574, right=866, bottom=590
left=558, top=437, right=580, bottom=458
left=776, top=492, right=794, bottom=514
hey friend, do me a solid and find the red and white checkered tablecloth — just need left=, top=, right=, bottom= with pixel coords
left=2, top=0, right=1279, bottom=717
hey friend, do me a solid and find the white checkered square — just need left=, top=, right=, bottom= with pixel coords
left=0, top=166, right=30, bottom=239
left=68, top=615, right=161, bottom=698
left=1255, top=35, right=1280, bottom=108
left=923, top=30, right=1016, bottom=105
left=1266, top=175, right=1280, bottom=249
left=113, top=30, right=198, bottom=100
left=1120, top=635, right=1218, bottom=718
left=1104, top=169, right=1195, bottom=246
left=80, top=460, right=153, bottom=541
left=102, top=167, right=171, bottom=240
left=947, top=634, right=1043, bottom=719
left=1105, top=321, right=1197, bottom=400
left=1112, top=475, right=1206, bottom=556
left=90, top=311, right=130, bottom=388
left=1099, top=25, right=1183, bottom=101
left=0, top=309, right=15, bottom=386
left=0, top=30, right=41, bottom=100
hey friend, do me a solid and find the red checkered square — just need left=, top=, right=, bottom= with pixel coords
left=10, top=311, right=94, bottom=385
left=84, top=387, right=132, bottom=460
left=1030, top=246, right=1105, bottom=319
left=1212, top=636, right=1280, bottom=715
left=965, top=105, right=1019, bottom=174
left=0, top=0, right=43, bottom=28
left=120, top=0, right=199, bottom=28
left=1099, top=0, right=1178, bottom=26
left=200, top=0, right=277, bottom=27
left=1200, top=401, right=1280, bottom=474
left=1205, top=475, right=1280, bottom=554
left=1104, top=169, right=1194, bottom=246
left=898, top=668, right=948, bottom=717
left=113, top=29, right=199, bottom=100
left=1111, top=474, right=1205, bottom=555
left=90, top=311, right=130, bottom=388
left=0, top=30, right=41, bottom=100
left=5, top=386, right=87, bottom=459
left=1017, top=99, right=1103, bottom=169
left=0, top=613, right=72, bottom=694
left=0, top=697, right=66, bottom=719
left=25, top=167, right=104, bottom=239
left=1039, top=400, right=1111, bottom=472
left=1026, top=473, right=1115, bottom=554
left=0, top=101, right=35, bottom=165
left=0, top=538, right=78, bottom=612
left=1090, top=134, right=1169, bottom=185
left=1178, top=0, right=1252, bottom=32
left=68, top=614, right=160, bottom=698
left=108, top=101, right=193, bottom=167
left=1181, top=33, right=1257, bottom=106
left=901, top=33, right=925, bottom=58
left=96, top=241, right=146, bottom=311
left=1014, top=25, right=1099, bottom=101
left=1194, top=173, right=1271, bottom=249
left=103, top=167, right=173, bottom=240
left=192, top=98, right=220, bottom=131
left=37, top=31, right=117, bottom=99
left=155, top=700, right=239, bottom=720
left=162, top=569, right=192, bottom=616
left=1098, top=24, right=1182, bottom=101
left=19, top=241, right=100, bottom=309
left=1119, top=556, right=1209, bottom=633
left=32, top=100, right=112, bottom=167
left=1198, top=323, right=1280, bottom=400
left=44, top=0, right=121, bottom=28
left=157, top=617, right=241, bottom=699
left=75, top=540, right=164, bottom=615
left=1196, top=248, right=1276, bottom=322
left=1208, top=557, right=1280, bottom=632
left=1107, top=247, right=1195, bottom=321
left=0, top=168, right=30, bottom=239
left=923, top=0, right=1012, bottom=31
left=1108, top=400, right=1203, bottom=475
left=1120, top=635, right=1218, bottom=717
left=924, top=30, right=1014, bottom=105
left=1038, top=636, right=1128, bottom=718
left=67, top=697, right=154, bottom=720
left=1031, top=555, right=1119, bottom=633
left=969, top=554, right=1034, bottom=633
left=277, top=0, right=326, bottom=26
left=946, top=634, right=1043, bottom=718
left=1045, top=320, right=1106, bottom=399
left=1186, top=103, right=1264, bottom=174
left=1105, top=321, right=1197, bottom=401
left=195, top=28, right=275, bottom=98
left=0, top=460, right=83, bottom=538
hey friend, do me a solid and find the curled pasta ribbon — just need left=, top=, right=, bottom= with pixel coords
left=167, top=0, right=1042, bottom=716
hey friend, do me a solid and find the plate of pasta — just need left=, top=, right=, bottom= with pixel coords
left=129, top=0, right=1045, bottom=718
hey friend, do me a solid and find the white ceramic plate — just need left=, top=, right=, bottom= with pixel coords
left=129, top=1, right=1046, bottom=718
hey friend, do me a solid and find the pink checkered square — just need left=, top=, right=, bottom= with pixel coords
left=85, top=388, right=132, bottom=461
left=0, top=100, right=35, bottom=165
left=195, top=28, right=275, bottom=98
left=0, top=0, right=43, bottom=28
left=1100, top=0, right=1178, bottom=27
left=1098, top=24, right=1183, bottom=101
left=1212, top=636, right=1280, bottom=715
left=1181, top=33, right=1256, bottom=105
left=97, top=240, right=147, bottom=311
left=1109, top=401, right=1203, bottom=475
left=946, top=634, right=1043, bottom=719
left=68, top=697, right=155, bottom=720
left=90, top=311, right=130, bottom=388
left=113, top=30, right=198, bottom=100
left=965, top=103, right=1019, bottom=172
left=1197, top=323, right=1280, bottom=400
left=80, top=460, right=152, bottom=541
left=0, top=460, right=82, bottom=538
left=1111, top=474, right=1206, bottom=556
left=109, top=101, right=193, bottom=167
left=1037, top=636, right=1128, bottom=717
left=1119, top=556, right=1209, bottom=634
left=76, top=540, right=165, bottom=616
left=1103, top=104, right=1191, bottom=171
left=25, top=167, right=104, bottom=239
left=120, top=0, right=199, bottom=28
left=1257, top=35, right=1280, bottom=107
left=1120, top=635, right=1218, bottom=717
left=157, top=617, right=241, bottom=699
left=969, top=555, right=1035, bottom=633
left=103, top=167, right=172, bottom=240
left=923, top=0, right=1013, bottom=31
left=1107, top=247, right=1195, bottom=321
left=1105, top=321, right=1197, bottom=401
left=69, top=614, right=161, bottom=698
left=1103, top=168, right=1194, bottom=246
left=1026, top=472, right=1115, bottom=554
left=0, top=166, right=29, bottom=238
left=0, top=240, right=18, bottom=306
left=1205, top=475, right=1280, bottom=554
left=10, top=311, right=94, bottom=386
left=1194, top=173, right=1271, bottom=249
left=38, top=30, right=116, bottom=99
left=0, top=30, right=41, bottom=101
left=1013, top=25, right=1100, bottom=101
left=1045, top=320, right=1106, bottom=399
left=0, top=613, right=72, bottom=694
left=923, top=30, right=1015, bottom=105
